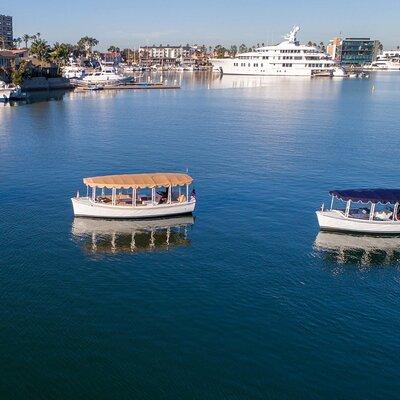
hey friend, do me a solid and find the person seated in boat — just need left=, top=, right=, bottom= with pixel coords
left=157, top=187, right=170, bottom=202
left=158, top=197, right=166, bottom=204
left=178, top=194, right=186, bottom=203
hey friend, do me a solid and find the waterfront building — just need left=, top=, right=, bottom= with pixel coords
left=0, top=14, right=13, bottom=49
left=0, top=49, right=26, bottom=81
left=326, top=37, right=342, bottom=62
left=138, top=45, right=196, bottom=66
left=0, top=49, right=26, bottom=68
left=339, top=38, right=379, bottom=65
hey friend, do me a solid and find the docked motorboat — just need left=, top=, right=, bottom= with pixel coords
left=87, top=84, right=104, bottom=91
left=0, top=82, right=26, bottom=101
left=9, top=86, right=26, bottom=100
left=81, top=62, right=131, bottom=85
left=71, top=172, right=196, bottom=219
left=332, top=67, right=347, bottom=78
left=0, top=81, right=13, bottom=102
left=63, top=65, right=86, bottom=79
left=364, top=59, right=400, bottom=71
left=316, top=189, right=400, bottom=234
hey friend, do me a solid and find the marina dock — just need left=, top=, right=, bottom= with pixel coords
left=73, top=83, right=180, bottom=92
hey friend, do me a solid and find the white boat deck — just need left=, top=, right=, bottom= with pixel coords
left=317, top=210, right=400, bottom=234
left=72, top=196, right=196, bottom=219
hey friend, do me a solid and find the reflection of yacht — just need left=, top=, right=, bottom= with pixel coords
left=212, top=26, right=345, bottom=77
left=82, top=62, right=131, bottom=85
left=71, top=215, right=194, bottom=254
left=314, top=231, right=400, bottom=265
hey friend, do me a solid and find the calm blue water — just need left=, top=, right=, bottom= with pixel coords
left=1, top=73, right=400, bottom=399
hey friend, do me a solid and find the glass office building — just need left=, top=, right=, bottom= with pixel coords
left=340, top=38, right=379, bottom=65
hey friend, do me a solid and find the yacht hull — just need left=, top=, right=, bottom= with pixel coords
left=316, top=210, right=400, bottom=234
left=72, top=197, right=196, bottom=219
left=212, top=59, right=339, bottom=77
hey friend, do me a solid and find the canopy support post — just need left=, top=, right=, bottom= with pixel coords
left=111, top=188, right=116, bottom=205
left=345, top=200, right=351, bottom=217
left=86, top=185, right=89, bottom=198
left=92, top=186, right=96, bottom=202
left=394, top=203, right=398, bottom=221
left=330, top=195, right=334, bottom=210
left=369, top=203, right=375, bottom=221
left=152, top=188, right=155, bottom=205
left=132, top=188, right=136, bottom=207
left=186, top=184, right=189, bottom=201
left=168, top=185, right=172, bottom=204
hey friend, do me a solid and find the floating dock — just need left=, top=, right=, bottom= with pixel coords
left=74, top=83, right=180, bottom=92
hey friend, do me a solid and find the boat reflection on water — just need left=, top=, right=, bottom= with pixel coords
left=314, top=232, right=400, bottom=266
left=3, top=89, right=69, bottom=107
left=71, top=215, right=194, bottom=255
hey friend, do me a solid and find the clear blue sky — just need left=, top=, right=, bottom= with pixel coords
left=3, top=0, right=400, bottom=49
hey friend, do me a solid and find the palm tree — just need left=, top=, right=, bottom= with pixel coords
left=0, top=35, right=6, bottom=49
left=77, top=36, right=99, bottom=57
left=51, top=42, right=71, bottom=66
left=239, top=44, right=247, bottom=53
left=108, top=45, right=120, bottom=53
left=22, top=34, right=31, bottom=48
left=13, top=37, right=22, bottom=49
left=230, top=45, right=238, bottom=57
left=30, top=38, right=50, bottom=66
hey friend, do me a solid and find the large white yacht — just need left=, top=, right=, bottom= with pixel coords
left=62, top=57, right=86, bottom=79
left=212, top=26, right=345, bottom=77
left=81, top=62, right=131, bottom=85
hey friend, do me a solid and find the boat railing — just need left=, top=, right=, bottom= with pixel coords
left=87, top=194, right=193, bottom=207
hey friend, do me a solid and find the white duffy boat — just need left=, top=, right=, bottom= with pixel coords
left=316, top=189, right=400, bottom=234
left=72, top=172, right=196, bottom=219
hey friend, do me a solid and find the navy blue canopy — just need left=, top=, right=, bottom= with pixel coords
left=329, top=189, right=400, bottom=204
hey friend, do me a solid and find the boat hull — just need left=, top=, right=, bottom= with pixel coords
left=72, top=197, right=196, bottom=219
left=316, top=210, right=400, bottom=234
left=211, top=59, right=340, bottom=77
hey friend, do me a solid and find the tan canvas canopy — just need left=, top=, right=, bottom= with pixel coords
left=83, top=173, right=193, bottom=189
